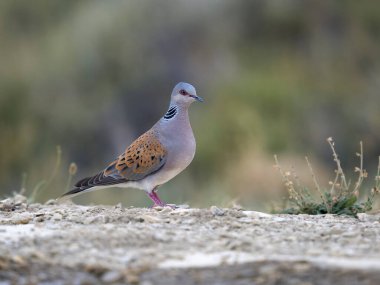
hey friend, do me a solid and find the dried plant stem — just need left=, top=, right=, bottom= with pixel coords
left=45, top=145, right=62, bottom=189
left=291, top=165, right=301, bottom=188
left=30, top=180, right=47, bottom=202
left=274, top=155, right=302, bottom=205
left=65, top=173, right=73, bottom=194
left=327, top=138, right=348, bottom=196
left=30, top=145, right=62, bottom=202
left=353, top=141, right=365, bottom=195
left=65, top=162, right=78, bottom=193
left=305, top=156, right=329, bottom=212
left=19, top=172, right=28, bottom=195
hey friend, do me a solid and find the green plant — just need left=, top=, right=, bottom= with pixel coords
left=274, top=138, right=380, bottom=217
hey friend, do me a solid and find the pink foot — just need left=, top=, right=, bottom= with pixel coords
left=147, top=191, right=176, bottom=209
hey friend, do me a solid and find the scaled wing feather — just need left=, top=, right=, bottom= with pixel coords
left=105, top=130, right=167, bottom=181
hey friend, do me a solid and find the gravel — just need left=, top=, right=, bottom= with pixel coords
left=1, top=195, right=380, bottom=284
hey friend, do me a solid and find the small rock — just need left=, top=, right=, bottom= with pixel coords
left=0, top=198, right=14, bottom=211
left=160, top=207, right=173, bottom=213
left=114, top=203, right=123, bottom=209
left=12, top=255, right=27, bottom=267
left=272, top=217, right=287, bottom=222
left=324, top=214, right=335, bottom=220
left=34, top=216, right=45, bottom=223
left=137, top=215, right=161, bottom=223
left=101, top=270, right=122, bottom=283
left=210, top=206, right=225, bottom=216
left=45, top=199, right=57, bottom=205
left=27, top=204, right=41, bottom=210
left=52, top=213, right=63, bottom=221
left=140, top=281, right=153, bottom=285
left=243, top=211, right=272, bottom=218
left=342, top=230, right=360, bottom=238
left=357, top=213, right=380, bottom=222
left=13, top=213, right=32, bottom=224
left=176, top=204, right=190, bottom=209
left=327, top=227, right=344, bottom=235
left=357, top=213, right=368, bottom=221
left=83, top=217, right=96, bottom=224
left=126, top=272, right=140, bottom=284
left=83, top=215, right=108, bottom=224
left=232, top=203, right=244, bottom=211
left=258, top=264, right=277, bottom=275
left=13, top=194, right=27, bottom=205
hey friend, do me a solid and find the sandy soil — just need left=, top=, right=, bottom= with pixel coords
left=1, top=194, right=380, bottom=285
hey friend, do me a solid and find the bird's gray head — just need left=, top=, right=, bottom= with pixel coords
left=170, top=82, right=203, bottom=107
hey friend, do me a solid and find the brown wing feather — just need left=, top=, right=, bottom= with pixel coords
left=105, top=130, right=167, bottom=181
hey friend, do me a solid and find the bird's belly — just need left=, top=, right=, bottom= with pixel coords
left=130, top=167, right=180, bottom=192
left=143, top=142, right=195, bottom=189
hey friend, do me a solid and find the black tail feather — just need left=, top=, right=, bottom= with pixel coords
left=60, top=187, right=87, bottom=198
left=58, top=172, right=128, bottom=200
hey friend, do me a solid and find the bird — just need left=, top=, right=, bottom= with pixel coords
left=59, top=82, right=203, bottom=207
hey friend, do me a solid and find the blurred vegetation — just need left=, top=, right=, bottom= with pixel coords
left=1, top=1, right=380, bottom=210
left=274, top=139, right=380, bottom=217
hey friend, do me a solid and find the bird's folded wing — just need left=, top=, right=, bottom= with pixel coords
left=104, top=130, right=167, bottom=182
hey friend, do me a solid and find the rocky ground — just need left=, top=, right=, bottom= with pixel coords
left=1, top=195, right=380, bottom=285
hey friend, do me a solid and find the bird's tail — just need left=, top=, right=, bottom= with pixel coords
left=58, top=186, right=91, bottom=201
left=57, top=172, right=127, bottom=201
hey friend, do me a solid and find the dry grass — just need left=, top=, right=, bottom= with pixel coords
left=274, top=138, right=380, bottom=217
left=16, top=146, right=78, bottom=203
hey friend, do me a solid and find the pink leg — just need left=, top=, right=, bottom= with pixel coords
left=147, top=191, right=166, bottom=207
left=147, top=187, right=176, bottom=208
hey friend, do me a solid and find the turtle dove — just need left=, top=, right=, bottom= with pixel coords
left=60, top=82, right=203, bottom=207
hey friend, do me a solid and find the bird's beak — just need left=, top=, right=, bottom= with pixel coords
left=190, top=94, right=204, bottom=102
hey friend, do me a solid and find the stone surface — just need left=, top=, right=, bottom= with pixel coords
left=1, top=198, right=380, bottom=284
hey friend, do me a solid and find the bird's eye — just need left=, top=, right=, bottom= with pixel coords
left=179, top=89, right=187, bottom=95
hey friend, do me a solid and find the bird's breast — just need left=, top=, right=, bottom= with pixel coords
left=166, top=130, right=196, bottom=171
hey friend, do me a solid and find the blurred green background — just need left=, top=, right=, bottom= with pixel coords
left=1, top=0, right=380, bottom=210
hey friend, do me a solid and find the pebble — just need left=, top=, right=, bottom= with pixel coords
left=126, top=272, right=140, bottom=284
left=45, top=199, right=57, bottom=205
left=13, top=213, right=32, bottom=224
left=13, top=194, right=27, bottom=205
left=0, top=198, right=14, bottom=211
left=12, top=255, right=27, bottom=266
left=52, top=213, right=63, bottom=221
left=137, top=215, right=161, bottom=223
left=258, top=264, right=277, bottom=275
left=327, top=227, right=344, bottom=235
left=358, top=213, right=380, bottom=222
left=114, top=203, right=123, bottom=209
left=210, top=206, right=225, bottom=216
left=177, top=204, right=190, bottom=209
left=101, top=270, right=122, bottom=283
left=161, top=207, right=173, bottom=213
left=324, top=214, right=336, bottom=220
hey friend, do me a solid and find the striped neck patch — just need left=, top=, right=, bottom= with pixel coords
left=164, top=106, right=178, bottom=120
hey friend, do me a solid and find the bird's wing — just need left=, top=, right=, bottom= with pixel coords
left=60, top=130, right=167, bottom=199
left=104, top=130, right=167, bottom=181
